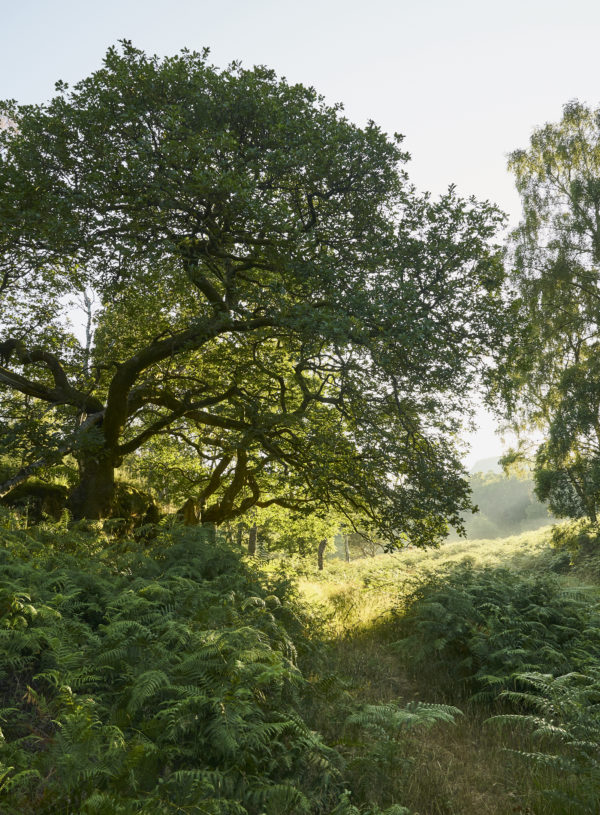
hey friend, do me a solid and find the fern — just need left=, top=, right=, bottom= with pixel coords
left=345, top=700, right=460, bottom=734
left=394, top=563, right=600, bottom=702
left=339, top=700, right=460, bottom=810
left=0, top=523, right=351, bottom=815
left=487, top=669, right=600, bottom=814
left=0, top=520, right=429, bottom=815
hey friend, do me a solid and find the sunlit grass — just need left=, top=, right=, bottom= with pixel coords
left=296, top=525, right=560, bottom=634
left=294, top=523, right=599, bottom=815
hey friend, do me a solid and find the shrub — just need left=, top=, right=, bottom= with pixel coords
left=550, top=519, right=600, bottom=556
left=393, top=563, right=600, bottom=701
left=0, top=524, right=339, bottom=814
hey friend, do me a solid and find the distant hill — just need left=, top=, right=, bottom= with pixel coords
left=469, top=456, right=502, bottom=474
left=448, top=468, right=555, bottom=540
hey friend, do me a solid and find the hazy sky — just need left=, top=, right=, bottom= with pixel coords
left=3, top=0, right=600, bottom=466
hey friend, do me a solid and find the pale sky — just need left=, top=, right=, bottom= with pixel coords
left=3, top=0, right=600, bottom=467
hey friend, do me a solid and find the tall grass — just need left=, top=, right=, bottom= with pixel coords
left=295, top=525, right=561, bottom=635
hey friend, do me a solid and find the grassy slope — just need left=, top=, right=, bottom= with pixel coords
left=294, top=525, right=595, bottom=815
left=299, top=526, right=558, bottom=633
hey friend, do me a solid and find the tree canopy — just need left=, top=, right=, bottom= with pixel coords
left=491, top=101, right=600, bottom=523
left=0, top=42, right=505, bottom=545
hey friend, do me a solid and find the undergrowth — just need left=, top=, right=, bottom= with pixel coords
left=393, top=562, right=600, bottom=702
left=489, top=670, right=600, bottom=815
left=4, top=515, right=600, bottom=814
left=0, top=517, right=455, bottom=815
left=295, top=522, right=600, bottom=814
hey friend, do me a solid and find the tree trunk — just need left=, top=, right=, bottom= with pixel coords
left=204, top=523, right=217, bottom=544
left=68, top=455, right=116, bottom=520
left=317, top=538, right=327, bottom=571
left=344, top=533, right=350, bottom=563
left=248, top=524, right=257, bottom=555
left=181, top=498, right=199, bottom=525
left=0, top=410, right=104, bottom=501
left=236, top=522, right=244, bottom=548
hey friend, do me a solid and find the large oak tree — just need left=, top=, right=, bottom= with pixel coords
left=0, top=43, right=504, bottom=544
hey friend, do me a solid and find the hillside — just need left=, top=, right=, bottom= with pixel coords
left=449, top=471, right=555, bottom=540
left=469, top=456, right=503, bottom=474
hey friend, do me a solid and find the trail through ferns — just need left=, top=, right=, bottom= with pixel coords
left=1, top=516, right=599, bottom=814
left=297, top=525, right=600, bottom=815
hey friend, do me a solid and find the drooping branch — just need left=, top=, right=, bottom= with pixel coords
left=0, top=365, right=64, bottom=403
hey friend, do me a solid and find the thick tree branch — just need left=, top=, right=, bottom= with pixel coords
left=0, top=344, right=103, bottom=413
left=102, top=314, right=277, bottom=446
left=199, top=454, right=233, bottom=504
left=21, top=349, right=104, bottom=412
left=0, top=365, right=65, bottom=403
left=118, top=386, right=239, bottom=455
left=184, top=261, right=227, bottom=311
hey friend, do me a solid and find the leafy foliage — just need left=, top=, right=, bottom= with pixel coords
left=0, top=41, right=505, bottom=535
left=0, top=524, right=341, bottom=814
left=393, top=562, right=600, bottom=701
left=489, top=670, right=600, bottom=814
left=491, top=100, right=600, bottom=524
left=532, top=357, right=600, bottom=521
